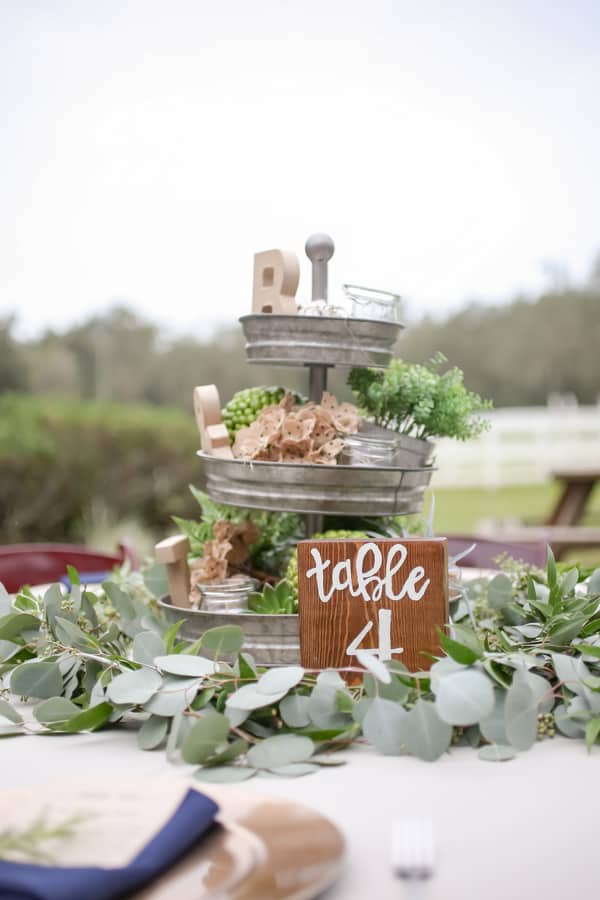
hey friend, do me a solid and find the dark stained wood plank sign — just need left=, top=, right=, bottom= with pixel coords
left=297, top=538, right=448, bottom=672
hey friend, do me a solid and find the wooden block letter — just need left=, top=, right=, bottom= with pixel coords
left=298, top=538, right=448, bottom=672
left=252, top=249, right=299, bottom=315
left=155, top=535, right=191, bottom=609
left=193, top=384, right=233, bottom=459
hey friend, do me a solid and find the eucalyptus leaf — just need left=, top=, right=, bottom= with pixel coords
left=434, top=668, right=494, bottom=725
left=0, top=641, right=21, bottom=662
left=280, top=694, right=311, bottom=728
left=480, top=689, right=509, bottom=744
left=53, top=617, right=96, bottom=652
left=478, top=744, right=516, bottom=762
left=561, top=568, right=579, bottom=596
left=226, top=683, right=285, bottom=712
left=587, top=568, right=600, bottom=596
left=551, top=653, right=585, bottom=692
left=437, top=631, right=479, bottom=666
left=200, top=625, right=244, bottom=657
left=256, top=665, right=304, bottom=695
left=316, top=670, right=346, bottom=689
left=430, top=656, right=465, bottom=690
left=144, top=676, right=201, bottom=716
left=238, top=652, right=257, bottom=680
left=352, top=697, right=372, bottom=725
left=132, top=631, right=167, bottom=666
left=585, top=717, right=600, bottom=751
left=554, top=702, right=586, bottom=738
left=362, top=697, right=408, bottom=755
left=138, top=714, right=169, bottom=750
left=0, top=613, right=41, bottom=642
left=143, top=563, right=170, bottom=599
left=403, top=699, right=452, bottom=761
left=488, top=574, right=513, bottom=610
left=517, top=670, right=554, bottom=715
left=155, top=655, right=216, bottom=677
left=0, top=698, right=23, bottom=724
left=61, top=702, right=113, bottom=733
left=504, top=674, right=537, bottom=751
left=307, top=684, right=350, bottom=730
left=355, top=650, right=392, bottom=684
left=34, top=697, right=80, bottom=725
left=10, top=662, right=63, bottom=699
left=224, top=705, right=250, bottom=728
left=181, top=713, right=230, bottom=764
left=107, top=668, right=163, bottom=705
left=102, top=581, right=135, bottom=621
left=203, top=738, right=248, bottom=766
left=247, top=734, right=314, bottom=769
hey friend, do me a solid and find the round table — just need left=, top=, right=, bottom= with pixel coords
left=1, top=724, right=596, bottom=899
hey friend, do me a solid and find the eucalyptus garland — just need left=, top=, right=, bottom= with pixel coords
left=1, top=551, right=600, bottom=779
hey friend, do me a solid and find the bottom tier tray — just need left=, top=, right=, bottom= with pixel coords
left=158, top=597, right=300, bottom=665
left=196, top=452, right=434, bottom=516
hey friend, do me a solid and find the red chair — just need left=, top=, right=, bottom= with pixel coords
left=447, top=535, right=548, bottom=569
left=0, top=543, right=138, bottom=593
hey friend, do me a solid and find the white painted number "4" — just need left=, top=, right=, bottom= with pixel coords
left=345, top=609, right=404, bottom=662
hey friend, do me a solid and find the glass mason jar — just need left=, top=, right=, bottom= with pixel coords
left=340, top=433, right=402, bottom=466
left=342, top=284, right=402, bottom=323
left=195, top=575, right=258, bottom=613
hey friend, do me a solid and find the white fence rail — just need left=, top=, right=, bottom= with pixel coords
left=433, top=406, right=600, bottom=488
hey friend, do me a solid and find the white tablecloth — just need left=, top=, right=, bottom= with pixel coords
left=1, top=726, right=597, bottom=899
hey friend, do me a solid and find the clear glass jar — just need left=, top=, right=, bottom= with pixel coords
left=340, top=433, right=402, bottom=466
left=342, top=284, right=402, bottom=323
left=195, top=575, right=258, bottom=613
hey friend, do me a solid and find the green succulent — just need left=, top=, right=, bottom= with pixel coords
left=248, top=579, right=295, bottom=614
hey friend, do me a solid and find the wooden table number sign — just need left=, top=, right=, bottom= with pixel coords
left=298, top=538, right=448, bottom=672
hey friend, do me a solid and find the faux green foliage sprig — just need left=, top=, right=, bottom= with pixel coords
left=1, top=549, right=600, bottom=777
left=0, top=812, right=88, bottom=862
left=347, top=353, right=492, bottom=440
left=173, top=486, right=304, bottom=573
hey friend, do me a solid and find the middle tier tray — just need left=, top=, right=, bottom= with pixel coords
left=197, top=452, right=434, bottom=516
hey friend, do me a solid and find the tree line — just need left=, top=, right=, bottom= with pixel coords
left=2, top=282, right=599, bottom=409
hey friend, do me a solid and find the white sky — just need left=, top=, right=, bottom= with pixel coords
left=1, top=0, right=599, bottom=338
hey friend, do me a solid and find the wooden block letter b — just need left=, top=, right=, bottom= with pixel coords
left=252, top=249, right=300, bottom=315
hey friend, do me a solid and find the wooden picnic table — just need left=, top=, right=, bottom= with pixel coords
left=546, top=469, right=600, bottom=526
left=484, top=470, right=600, bottom=560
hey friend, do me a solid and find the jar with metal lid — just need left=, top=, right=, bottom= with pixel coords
left=194, top=575, right=259, bottom=613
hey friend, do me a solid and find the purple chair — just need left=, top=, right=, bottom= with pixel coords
left=446, top=535, right=548, bottom=569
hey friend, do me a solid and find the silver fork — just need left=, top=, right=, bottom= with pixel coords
left=391, top=816, right=435, bottom=883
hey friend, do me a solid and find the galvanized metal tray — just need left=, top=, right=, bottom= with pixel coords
left=239, top=313, right=402, bottom=368
left=197, top=452, right=433, bottom=516
left=158, top=597, right=301, bottom=665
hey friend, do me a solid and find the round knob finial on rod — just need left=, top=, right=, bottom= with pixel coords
left=305, top=233, right=335, bottom=301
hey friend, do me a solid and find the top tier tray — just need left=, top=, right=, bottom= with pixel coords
left=240, top=313, right=402, bottom=368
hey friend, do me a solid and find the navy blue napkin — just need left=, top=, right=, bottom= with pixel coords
left=0, top=788, right=219, bottom=900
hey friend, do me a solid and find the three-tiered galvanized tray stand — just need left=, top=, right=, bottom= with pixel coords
left=160, top=234, right=434, bottom=662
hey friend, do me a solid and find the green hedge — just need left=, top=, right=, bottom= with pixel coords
left=0, top=394, right=201, bottom=543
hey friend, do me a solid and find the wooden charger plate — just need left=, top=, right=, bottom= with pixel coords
left=1, top=778, right=345, bottom=899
